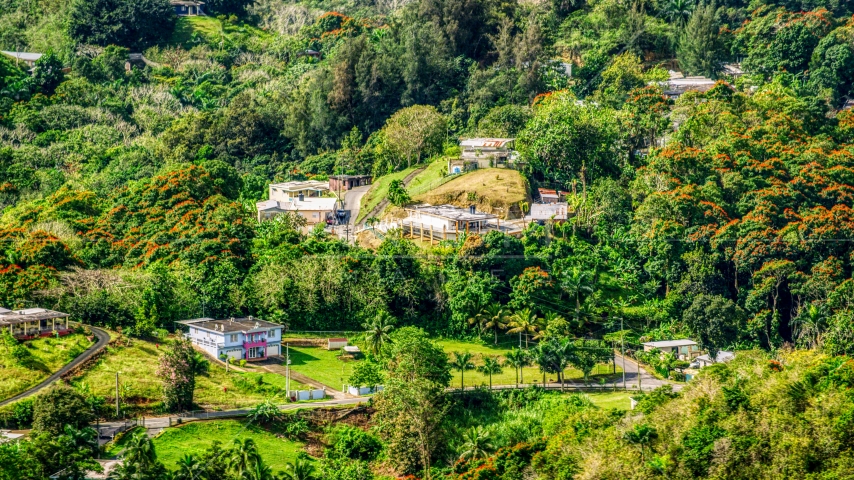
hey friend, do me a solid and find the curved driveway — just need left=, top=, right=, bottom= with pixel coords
left=0, top=326, right=110, bottom=407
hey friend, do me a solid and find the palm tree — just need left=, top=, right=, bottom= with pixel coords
left=561, top=266, right=594, bottom=326
left=175, top=454, right=203, bottom=480
left=468, top=304, right=509, bottom=344
left=247, top=461, right=277, bottom=480
left=795, top=304, right=825, bottom=350
left=623, top=424, right=658, bottom=462
left=507, top=308, right=539, bottom=348
left=362, top=311, right=394, bottom=357
left=458, top=426, right=495, bottom=461
left=280, top=458, right=318, bottom=480
left=477, top=356, right=503, bottom=390
left=124, top=431, right=158, bottom=470
left=504, top=348, right=531, bottom=386
left=663, top=0, right=694, bottom=27
left=450, top=351, right=475, bottom=391
left=535, top=312, right=566, bottom=340
left=228, top=438, right=262, bottom=478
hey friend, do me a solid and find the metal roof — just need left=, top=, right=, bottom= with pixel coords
left=406, top=204, right=497, bottom=221
left=696, top=351, right=735, bottom=364
left=269, top=181, right=329, bottom=192
left=642, top=339, right=698, bottom=348
left=460, top=138, right=515, bottom=148
left=178, top=317, right=281, bottom=333
left=1, top=51, right=43, bottom=62
left=0, top=308, right=70, bottom=326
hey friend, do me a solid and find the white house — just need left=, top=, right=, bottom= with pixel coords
left=527, top=203, right=571, bottom=222
left=178, top=317, right=283, bottom=362
left=401, top=204, right=498, bottom=241
left=642, top=339, right=700, bottom=360
left=256, top=180, right=338, bottom=224
left=448, top=138, right=519, bottom=173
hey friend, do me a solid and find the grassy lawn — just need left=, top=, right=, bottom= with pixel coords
left=72, top=336, right=307, bottom=412
left=356, top=166, right=419, bottom=223
left=104, top=426, right=146, bottom=458
left=288, top=346, right=361, bottom=391
left=414, top=168, right=530, bottom=218
left=167, top=16, right=271, bottom=50
left=437, top=339, right=622, bottom=388
left=0, top=333, right=93, bottom=401
left=405, top=159, right=453, bottom=197
left=153, top=420, right=304, bottom=471
left=586, top=391, right=634, bottom=410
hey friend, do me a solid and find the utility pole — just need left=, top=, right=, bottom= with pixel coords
left=285, top=343, right=290, bottom=395
left=115, top=372, right=120, bottom=418
left=621, top=316, right=626, bottom=391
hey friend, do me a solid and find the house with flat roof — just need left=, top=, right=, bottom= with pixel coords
left=178, top=317, right=283, bottom=362
left=642, top=339, right=701, bottom=360
left=693, top=351, right=735, bottom=368
left=256, top=196, right=338, bottom=224
left=257, top=180, right=338, bottom=224
left=0, top=307, right=73, bottom=340
left=401, top=204, right=498, bottom=240
left=268, top=180, right=329, bottom=201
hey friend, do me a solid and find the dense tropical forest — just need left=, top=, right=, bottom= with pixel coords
left=2, top=0, right=854, bottom=477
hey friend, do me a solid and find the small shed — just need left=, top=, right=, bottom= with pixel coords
left=1, top=51, right=42, bottom=69
left=171, top=0, right=204, bottom=16
left=328, top=337, right=348, bottom=350
left=694, top=351, right=735, bottom=368
left=329, top=175, right=372, bottom=192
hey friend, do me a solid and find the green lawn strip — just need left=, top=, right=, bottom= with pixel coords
left=152, top=419, right=304, bottom=471
left=72, top=336, right=308, bottom=412
left=356, top=166, right=418, bottom=223
left=0, top=333, right=93, bottom=401
left=104, top=426, right=146, bottom=458
left=287, top=346, right=362, bottom=391
left=437, top=339, right=622, bottom=388
left=166, top=16, right=271, bottom=49
left=585, top=392, right=634, bottom=410
left=404, top=159, right=449, bottom=197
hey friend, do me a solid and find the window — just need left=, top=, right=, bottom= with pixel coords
left=312, top=212, right=319, bottom=218
left=230, top=334, right=238, bottom=343
left=268, top=329, right=276, bottom=338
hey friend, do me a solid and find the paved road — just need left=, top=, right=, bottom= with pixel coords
left=95, top=397, right=370, bottom=442
left=343, top=185, right=371, bottom=225
left=0, top=326, right=111, bottom=408
left=613, top=353, right=679, bottom=391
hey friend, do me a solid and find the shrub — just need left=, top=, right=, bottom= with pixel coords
left=327, top=425, right=383, bottom=461
left=633, top=385, right=679, bottom=414
left=12, top=398, right=34, bottom=428
left=11, top=344, right=32, bottom=365
left=32, top=384, right=93, bottom=434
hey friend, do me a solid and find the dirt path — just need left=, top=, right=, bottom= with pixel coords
left=0, top=326, right=111, bottom=407
left=359, top=166, right=426, bottom=225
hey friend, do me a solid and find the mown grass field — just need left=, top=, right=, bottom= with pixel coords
left=585, top=391, right=634, bottom=410
left=414, top=168, right=530, bottom=218
left=167, top=16, right=272, bottom=50
left=437, top=338, right=621, bottom=388
left=152, top=419, right=304, bottom=471
left=284, top=338, right=619, bottom=391
left=288, top=346, right=360, bottom=391
left=72, top=336, right=307, bottom=411
left=0, top=333, right=93, bottom=401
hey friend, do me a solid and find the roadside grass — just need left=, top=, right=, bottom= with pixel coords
left=152, top=419, right=304, bottom=471
left=72, top=336, right=307, bottom=412
left=586, top=391, right=634, bottom=410
left=0, top=333, right=93, bottom=401
left=356, top=166, right=419, bottom=223
left=414, top=168, right=529, bottom=218
left=104, top=426, right=146, bottom=458
left=287, top=346, right=362, bottom=391
left=437, top=338, right=622, bottom=388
